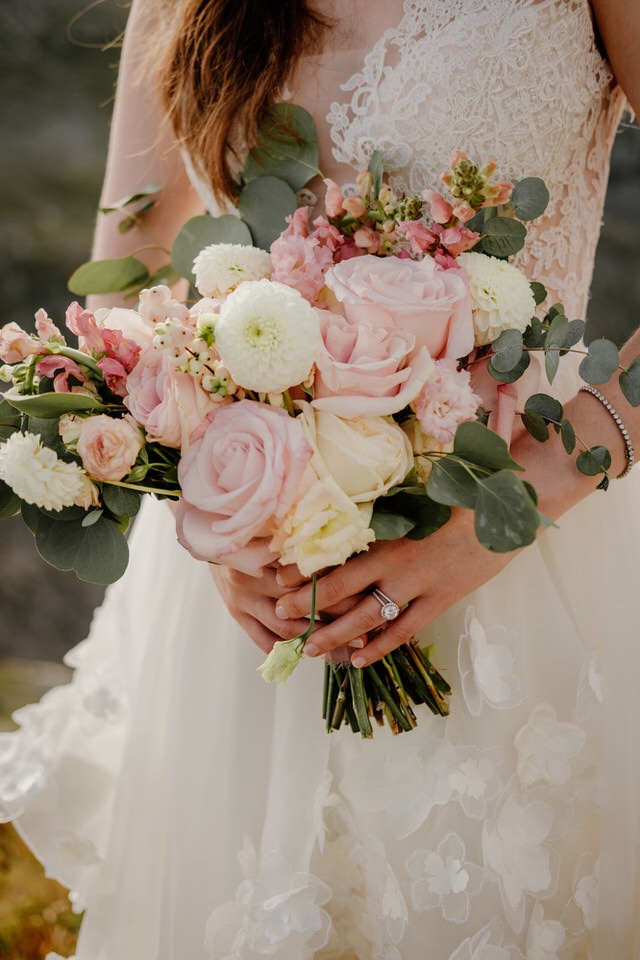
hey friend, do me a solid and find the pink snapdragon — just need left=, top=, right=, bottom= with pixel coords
left=324, top=178, right=346, bottom=218
left=36, top=355, right=87, bottom=392
left=0, top=322, right=43, bottom=364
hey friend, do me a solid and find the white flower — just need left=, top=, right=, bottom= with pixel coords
left=215, top=279, right=320, bottom=392
left=526, top=902, right=566, bottom=960
left=193, top=242, right=272, bottom=298
left=0, top=432, right=91, bottom=511
left=257, top=636, right=305, bottom=683
left=407, top=832, right=484, bottom=923
left=458, top=251, right=535, bottom=346
left=514, top=703, right=585, bottom=787
left=458, top=607, right=522, bottom=716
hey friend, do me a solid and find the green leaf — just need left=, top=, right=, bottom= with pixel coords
left=375, top=490, right=451, bottom=541
left=620, top=355, right=640, bottom=407
left=579, top=338, right=620, bottom=385
left=238, top=176, right=298, bottom=251
left=478, top=217, right=527, bottom=258
left=544, top=313, right=568, bottom=383
left=523, top=316, right=547, bottom=349
left=0, top=479, right=21, bottom=519
left=576, top=445, right=611, bottom=476
left=511, top=177, right=550, bottom=221
left=368, top=150, right=385, bottom=195
left=21, top=501, right=40, bottom=534
left=560, top=419, right=576, bottom=454
left=81, top=509, right=104, bottom=527
left=530, top=282, right=547, bottom=306
left=487, top=350, right=530, bottom=384
left=453, top=420, right=523, bottom=472
left=171, top=214, right=253, bottom=283
left=369, top=510, right=415, bottom=540
left=427, top=458, right=478, bottom=509
left=521, top=411, right=549, bottom=442
left=490, top=329, right=524, bottom=373
left=34, top=514, right=129, bottom=584
left=562, top=319, right=585, bottom=351
left=147, top=263, right=182, bottom=289
left=6, top=392, right=105, bottom=418
left=102, top=483, right=142, bottom=518
left=0, top=398, right=21, bottom=439
left=242, top=104, right=320, bottom=192
left=100, top=184, right=161, bottom=214
left=524, top=393, right=563, bottom=424
left=474, top=472, right=540, bottom=552
left=68, top=257, right=150, bottom=295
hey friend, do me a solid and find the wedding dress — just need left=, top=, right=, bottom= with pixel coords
left=3, top=2, right=640, bottom=958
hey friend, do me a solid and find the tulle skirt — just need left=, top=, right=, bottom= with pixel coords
left=3, top=469, right=640, bottom=959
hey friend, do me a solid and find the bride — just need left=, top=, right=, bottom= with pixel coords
left=3, top=1, right=640, bottom=957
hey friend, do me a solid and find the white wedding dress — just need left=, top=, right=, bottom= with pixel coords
left=3, top=2, right=640, bottom=958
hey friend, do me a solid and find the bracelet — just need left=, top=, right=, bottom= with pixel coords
left=579, top=385, right=635, bottom=479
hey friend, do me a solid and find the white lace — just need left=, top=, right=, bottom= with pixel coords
left=327, top=0, right=624, bottom=320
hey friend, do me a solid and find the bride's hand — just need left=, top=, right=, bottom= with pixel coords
left=273, top=507, right=516, bottom=666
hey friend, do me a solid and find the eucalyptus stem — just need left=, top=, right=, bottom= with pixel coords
left=102, top=479, right=182, bottom=497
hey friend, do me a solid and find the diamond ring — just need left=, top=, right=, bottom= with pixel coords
left=371, top=588, right=401, bottom=621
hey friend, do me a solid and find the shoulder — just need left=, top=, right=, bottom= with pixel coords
left=590, top=0, right=640, bottom=112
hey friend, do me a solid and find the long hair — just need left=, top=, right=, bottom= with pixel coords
left=155, top=0, right=331, bottom=202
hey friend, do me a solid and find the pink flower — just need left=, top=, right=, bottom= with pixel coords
left=343, top=195, right=368, bottom=218
left=452, top=201, right=477, bottom=223
left=413, top=361, right=480, bottom=443
left=324, top=178, right=346, bottom=218
left=324, top=254, right=474, bottom=361
left=439, top=225, right=480, bottom=257
left=397, top=220, right=438, bottom=255
left=34, top=309, right=63, bottom=343
left=422, top=189, right=454, bottom=225
left=353, top=228, right=380, bottom=253
left=65, top=302, right=105, bottom=354
left=65, top=302, right=143, bottom=370
left=124, top=345, right=216, bottom=449
left=270, top=232, right=334, bottom=304
left=76, top=414, right=143, bottom=482
left=175, top=399, right=314, bottom=566
left=311, top=217, right=344, bottom=254
left=97, top=356, right=129, bottom=398
left=0, top=322, right=43, bottom=363
left=312, top=310, right=435, bottom=417
left=36, top=355, right=87, bottom=392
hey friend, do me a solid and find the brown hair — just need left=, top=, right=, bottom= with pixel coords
left=155, top=0, right=331, bottom=202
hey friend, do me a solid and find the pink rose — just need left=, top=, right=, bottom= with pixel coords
left=77, top=414, right=143, bottom=482
left=100, top=306, right=154, bottom=352
left=124, top=346, right=216, bottom=449
left=413, top=360, right=480, bottom=443
left=176, top=399, right=314, bottom=566
left=324, top=254, right=474, bottom=361
left=0, top=322, right=43, bottom=363
left=312, top=310, right=435, bottom=417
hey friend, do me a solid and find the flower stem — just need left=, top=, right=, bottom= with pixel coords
left=101, top=479, right=182, bottom=497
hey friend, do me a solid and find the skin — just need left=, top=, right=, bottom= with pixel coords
left=93, top=0, right=640, bottom=662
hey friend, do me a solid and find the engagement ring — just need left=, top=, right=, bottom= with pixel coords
left=371, top=588, right=401, bottom=621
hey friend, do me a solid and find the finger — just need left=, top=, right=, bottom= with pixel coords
left=350, top=596, right=432, bottom=667
left=223, top=566, right=288, bottom=600
left=275, top=555, right=379, bottom=620
left=303, top=591, right=407, bottom=656
left=275, top=565, right=308, bottom=589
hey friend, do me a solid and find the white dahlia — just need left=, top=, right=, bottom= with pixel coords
left=193, top=243, right=272, bottom=298
left=214, top=279, right=320, bottom=393
left=457, top=251, right=536, bottom=346
left=0, top=432, right=91, bottom=511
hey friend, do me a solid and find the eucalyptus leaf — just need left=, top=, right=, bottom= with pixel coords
left=377, top=490, right=451, bottom=540
left=579, top=338, right=620, bottom=385
left=524, top=393, right=563, bottom=424
left=511, top=177, right=550, bottom=221
left=478, top=217, right=527, bottom=258
left=369, top=510, right=415, bottom=540
left=368, top=150, right=385, bottom=195
left=171, top=215, right=253, bottom=283
left=21, top=501, right=40, bottom=534
left=6, top=392, right=105, bottom=418
left=68, top=257, right=150, bottom=295
left=474, top=472, right=539, bottom=552
left=544, top=313, right=568, bottom=383
left=427, top=458, right=478, bottom=509
left=490, top=329, right=524, bottom=373
left=147, top=263, right=182, bottom=289
left=242, top=104, right=320, bottom=191
left=523, top=317, right=546, bottom=349
left=102, top=483, right=143, bottom=518
left=81, top=509, right=104, bottom=527
left=560, top=419, right=576, bottom=454
left=521, top=411, right=549, bottom=442
left=0, top=480, right=21, bottom=519
left=100, top=184, right=161, bottom=214
left=562, top=319, right=585, bottom=351
left=0, top=399, right=21, bottom=439
left=453, top=420, right=523, bottom=472
left=238, top=176, right=298, bottom=251
left=530, top=282, right=547, bottom=306
left=576, top=445, right=612, bottom=476
left=487, top=350, right=530, bottom=384
left=34, top=514, right=129, bottom=584
left=620, top=356, right=640, bottom=407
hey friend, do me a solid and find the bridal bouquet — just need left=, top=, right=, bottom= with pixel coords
left=2, top=128, right=639, bottom=736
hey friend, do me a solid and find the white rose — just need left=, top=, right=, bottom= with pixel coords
left=457, top=251, right=536, bottom=346
left=193, top=243, right=272, bottom=298
left=271, top=475, right=374, bottom=576
left=296, top=401, right=413, bottom=503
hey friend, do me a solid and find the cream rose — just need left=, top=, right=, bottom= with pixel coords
left=324, top=254, right=474, bottom=361
left=76, top=415, right=144, bottom=482
left=296, top=401, right=413, bottom=503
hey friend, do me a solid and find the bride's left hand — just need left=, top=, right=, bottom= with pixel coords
left=274, top=507, right=516, bottom=666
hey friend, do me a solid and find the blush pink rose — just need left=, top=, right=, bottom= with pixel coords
left=413, top=360, right=480, bottom=443
left=77, top=414, right=143, bottom=482
left=312, top=310, right=435, bottom=418
left=324, top=254, right=474, bottom=361
left=124, top=346, right=216, bottom=449
left=175, top=399, right=314, bottom=566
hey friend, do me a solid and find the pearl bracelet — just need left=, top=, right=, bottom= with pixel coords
left=579, top=385, right=635, bottom=479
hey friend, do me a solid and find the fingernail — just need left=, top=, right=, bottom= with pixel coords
left=349, top=637, right=366, bottom=649
left=304, top=642, right=319, bottom=657
left=275, top=604, right=289, bottom=620
left=351, top=656, right=366, bottom=669
left=275, top=573, right=285, bottom=587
